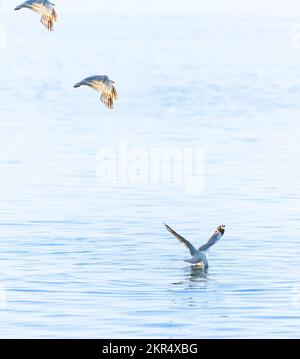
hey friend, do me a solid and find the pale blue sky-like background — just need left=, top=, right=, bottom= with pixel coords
left=0, top=0, right=300, bottom=339
left=0, top=0, right=299, bottom=17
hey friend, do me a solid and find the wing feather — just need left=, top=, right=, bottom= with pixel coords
left=199, top=230, right=222, bottom=252
left=15, top=0, right=44, bottom=12
left=164, top=223, right=197, bottom=256
left=74, top=76, right=118, bottom=109
left=40, top=4, right=58, bottom=31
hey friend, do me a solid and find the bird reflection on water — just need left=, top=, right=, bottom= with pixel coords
left=188, top=265, right=209, bottom=283
left=170, top=266, right=211, bottom=309
left=172, top=265, right=209, bottom=288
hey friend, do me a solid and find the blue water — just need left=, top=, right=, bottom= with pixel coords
left=0, top=7, right=300, bottom=338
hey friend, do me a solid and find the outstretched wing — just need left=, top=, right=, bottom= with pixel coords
left=199, top=230, right=222, bottom=252
left=15, top=0, right=58, bottom=30
left=100, top=84, right=117, bottom=109
left=15, top=0, right=44, bottom=12
left=164, top=223, right=197, bottom=256
left=75, top=76, right=118, bottom=109
left=40, top=1, right=58, bottom=31
left=77, top=76, right=107, bottom=90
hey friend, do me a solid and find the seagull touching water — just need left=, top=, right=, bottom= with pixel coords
left=14, top=1, right=58, bottom=31
left=74, top=76, right=118, bottom=109
left=164, top=223, right=226, bottom=268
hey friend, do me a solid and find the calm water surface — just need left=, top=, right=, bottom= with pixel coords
left=0, top=13, right=300, bottom=338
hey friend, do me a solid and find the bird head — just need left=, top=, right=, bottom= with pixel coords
left=216, top=224, right=226, bottom=235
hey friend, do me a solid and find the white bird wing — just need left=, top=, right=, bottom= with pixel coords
left=15, top=0, right=44, bottom=13
left=198, top=231, right=222, bottom=252
left=100, top=85, right=118, bottom=109
left=15, top=0, right=58, bottom=30
left=164, top=223, right=197, bottom=256
left=88, top=77, right=111, bottom=92
left=74, top=76, right=118, bottom=109
left=88, top=77, right=118, bottom=109
left=40, top=1, right=58, bottom=31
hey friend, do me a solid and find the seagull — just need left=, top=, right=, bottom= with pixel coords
left=14, top=0, right=58, bottom=31
left=164, top=223, right=226, bottom=268
left=74, top=76, right=118, bottom=109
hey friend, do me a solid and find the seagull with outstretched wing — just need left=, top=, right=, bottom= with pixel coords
left=164, top=223, right=225, bottom=267
left=14, top=1, right=58, bottom=31
left=74, top=75, right=118, bottom=110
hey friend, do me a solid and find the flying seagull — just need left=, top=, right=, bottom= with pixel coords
left=74, top=76, right=118, bottom=109
left=14, top=0, right=58, bottom=31
left=164, top=223, right=225, bottom=268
